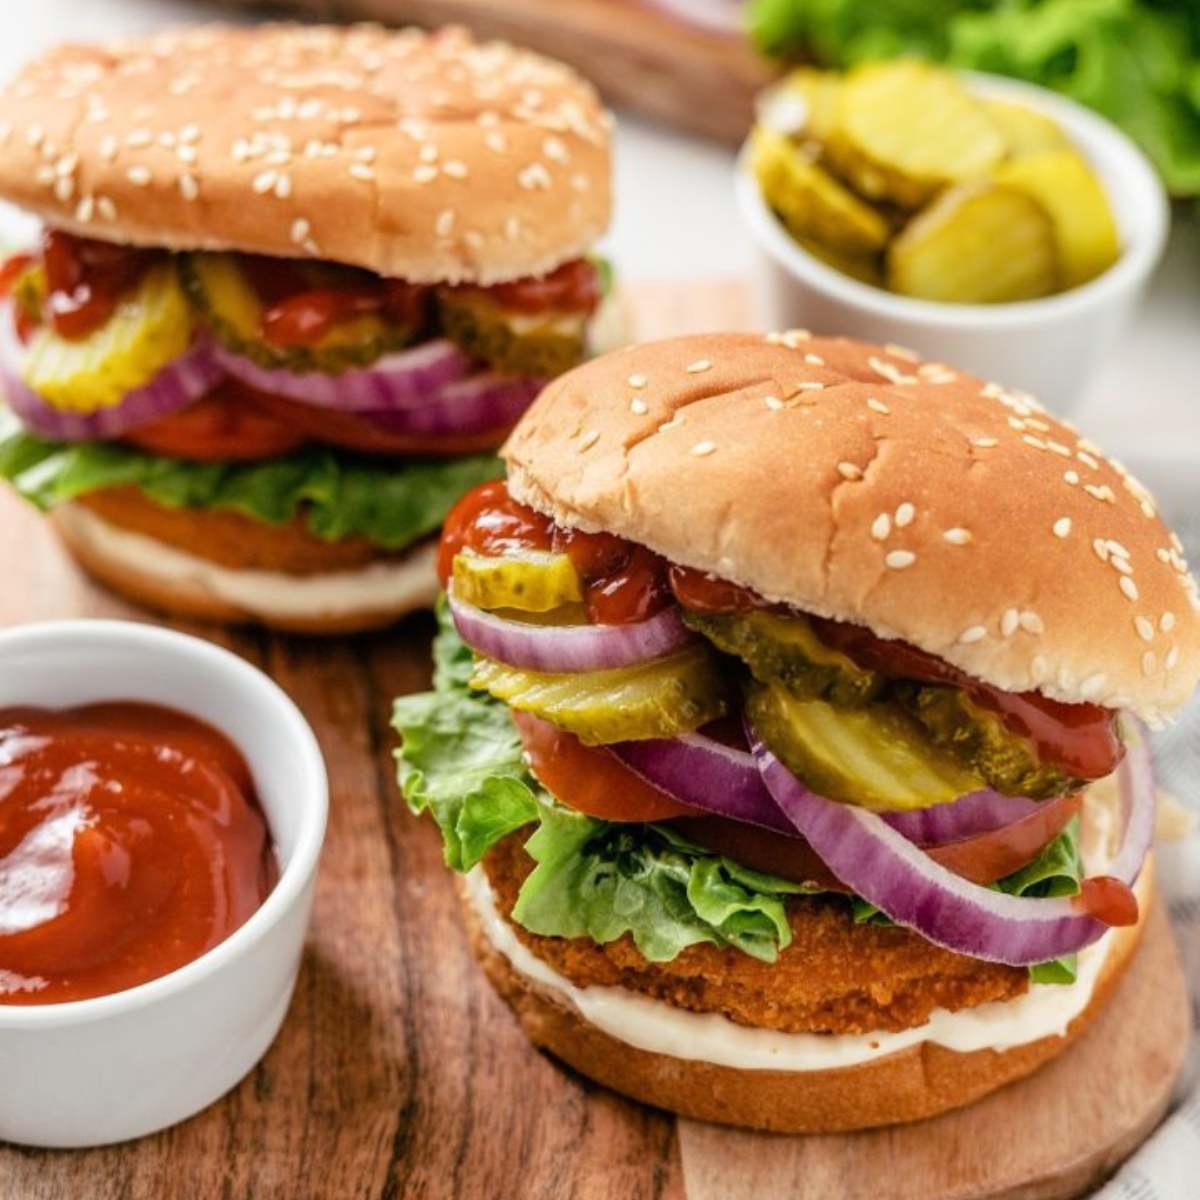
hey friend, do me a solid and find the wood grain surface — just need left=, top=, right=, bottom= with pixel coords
left=211, top=0, right=776, bottom=143
left=0, top=284, right=1189, bottom=1198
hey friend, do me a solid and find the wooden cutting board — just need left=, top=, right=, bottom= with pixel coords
left=0, top=284, right=1189, bottom=1199
left=211, top=0, right=776, bottom=142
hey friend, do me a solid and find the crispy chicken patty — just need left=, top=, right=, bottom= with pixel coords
left=78, top=486, right=399, bottom=574
left=482, top=831, right=1028, bottom=1036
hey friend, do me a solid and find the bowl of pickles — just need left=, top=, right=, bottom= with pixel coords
left=736, top=61, right=1167, bottom=409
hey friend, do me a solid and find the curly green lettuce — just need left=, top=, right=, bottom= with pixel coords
left=0, top=406, right=503, bottom=551
left=393, top=605, right=1084, bottom=980
left=748, top=0, right=1200, bottom=196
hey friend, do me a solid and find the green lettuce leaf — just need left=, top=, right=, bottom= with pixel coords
left=746, top=0, right=1200, bottom=196
left=392, top=605, right=1085, bottom=978
left=0, top=407, right=503, bottom=552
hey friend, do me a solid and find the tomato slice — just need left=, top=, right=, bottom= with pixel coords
left=122, top=380, right=307, bottom=461
left=123, top=382, right=510, bottom=462
left=512, top=710, right=695, bottom=822
left=672, top=815, right=847, bottom=890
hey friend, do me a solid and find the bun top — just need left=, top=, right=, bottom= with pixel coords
left=504, top=333, right=1200, bottom=724
left=0, top=24, right=611, bottom=285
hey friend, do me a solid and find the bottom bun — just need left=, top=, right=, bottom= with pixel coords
left=459, top=861, right=1152, bottom=1133
left=52, top=500, right=439, bottom=634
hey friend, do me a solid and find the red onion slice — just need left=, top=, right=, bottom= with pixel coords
left=211, top=338, right=470, bottom=411
left=645, top=0, right=743, bottom=33
left=749, top=724, right=1154, bottom=966
left=0, top=309, right=223, bottom=441
left=358, top=373, right=543, bottom=437
left=614, top=732, right=793, bottom=833
left=882, top=791, right=1044, bottom=846
left=448, top=591, right=695, bottom=672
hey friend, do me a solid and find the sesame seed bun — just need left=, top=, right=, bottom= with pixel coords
left=0, top=23, right=611, bottom=284
left=503, top=333, right=1200, bottom=724
left=459, top=853, right=1153, bottom=1134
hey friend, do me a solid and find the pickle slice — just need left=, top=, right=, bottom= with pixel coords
left=178, top=253, right=416, bottom=373
left=452, top=550, right=582, bottom=613
left=471, top=646, right=728, bottom=744
left=747, top=681, right=983, bottom=811
left=752, top=128, right=889, bottom=259
left=437, top=290, right=587, bottom=378
left=757, top=68, right=842, bottom=142
left=828, top=61, right=1007, bottom=208
left=685, top=609, right=882, bottom=707
left=12, top=264, right=47, bottom=327
left=795, top=237, right=884, bottom=288
left=896, top=684, right=1073, bottom=799
left=21, top=262, right=192, bottom=411
left=995, top=150, right=1120, bottom=289
left=984, top=100, right=1068, bottom=157
left=887, top=182, right=1058, bottom=303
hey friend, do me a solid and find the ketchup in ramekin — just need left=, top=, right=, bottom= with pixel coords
left=0, top=702, right=277, bottom=1004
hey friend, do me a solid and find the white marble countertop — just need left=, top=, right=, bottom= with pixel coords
left=3, top=0, right=1197, bottom=511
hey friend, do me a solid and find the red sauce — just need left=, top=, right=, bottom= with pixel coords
left=0, top=702, right=276, bottom=1005
left=40, top=230, right=159, bottom=341
left=437, top=481, right=671, bottom=624
left=473, top=259, right=601, bottom=314
left=0, top=252, right=33, bottom=298
left=1077, top=875, right=1139, bottom=927
left=669, top=565, right=767, bottom=615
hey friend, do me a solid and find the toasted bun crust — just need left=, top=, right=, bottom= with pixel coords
left=460, top=860, right=1152, bottom=1134
left=0, top=24, right=611, bottom=284
left=51, top=501, right=438, bottom=633
left=504, top=333, right=1200, bottom=722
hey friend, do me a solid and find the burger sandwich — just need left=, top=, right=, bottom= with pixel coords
left=0, top=23, right=611, bottom=632
left=394, top=332, right=1200, bottom=1131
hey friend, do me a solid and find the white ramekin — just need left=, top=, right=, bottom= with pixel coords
left=0, top=620, right=327, bottom=1148
left=736, top=72, right=1169, bottom=412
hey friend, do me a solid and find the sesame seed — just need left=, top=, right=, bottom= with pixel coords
left=804, top=353, right=825, bottom=366
left=1064, top=470, right=1080, bottom=485
left=443, top=160, right=468, bottom=179
left=252, top=170, right=277, bottom=194
left=1077, top=451, right=1100, bottom=470
left=763, top=396, right=784, bottom=412
left=1111, top=557, right=1133, bottom=576
left=75, top=195, right=94, bottom=222
left=158, top=131, right=177, bottom=148
left=885, top=550, right=916, bottom=570
left=127, top=129, right=152, bottom=148
left=419, top=144, right=440, bottom=164
left=1084, top=483, right=1115, bottom=503
left=1001, top=608, right=1019, bottom=638
left=1135, top=616, right=1155, bottom=642
left=518, top=163, right=552, bottom=190
left=691, top=441, right=717, bottom=457
left=98, top=135, right=118, bottom=161
left=435, top=209, right=455, bottom=237
left=1166, top=646, right=1181, bottom=671
left=53, top=176, right=74, bottom=203
left=413, top=165, right=438, bottom=183
left=869, top=355, right=916, bottom=385
left=1142, top=651, right=1157, bottom=676
left=686, top=359, right=712, bottom=374
left=1079, top=672, right=1107, bottom=699
left=1009, top=417, right=1026, bottom=431
left=867, top=397, right=890, bottom=414
left=630, top=398, right=648, bottom=416
left=1031, top=655, right=1049, bottom=681
left=1120, top=576, right=1139, bottom=602
left=894, top=502, right=915, bottom=528
left=179, top=123, right=200, bottom=144
left=886, top=342, right=920, bottom=362
left=871, top=514, right=891, bottom=541
left=96, top=195, right=116, bottom=221
left=1046, top=441, right=1072, bottom=457
left=126, top=165, right=151, bottom=186
left=795, top=381, right=825, bottom=391
left=578, top=430, right=599, bottom=450
left=348, top=162, right=375, bottom=182
left=837, top=461, right=862, bottom=480
left=943, top=528, right=972, bottom=546
left=972, top=437, right=998, bottom=449
left=290, top=218, right=311, bottom=244
left=1022, top=435, right=1048, bottom=450
left=1019, top=611, right=1044, bottom=634
left=1052, top=517, right=1071, bottom=538
left=1157, top=549, right=1171, bottom=563
left=543, top=136, right=569, bottom=163
left=959, top=625, right=987, bottom=644
left=628, top=374, right=647, bottom=389
left=1161, top=612, right=1176, bottom=633
left=273, top=173, right=292, bottom=199
left=485, top=132, right=508, bottom=153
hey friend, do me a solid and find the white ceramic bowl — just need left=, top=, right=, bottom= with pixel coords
left=0, top=620, right=327, bottom=1148
left=736, top=72, right=1169, bottom=411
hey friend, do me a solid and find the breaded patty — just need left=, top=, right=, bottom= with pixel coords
left=483, top=831, right=1028, bottom=1036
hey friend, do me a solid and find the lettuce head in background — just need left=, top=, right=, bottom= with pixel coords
left=748, top=0, right=1200, bottom=196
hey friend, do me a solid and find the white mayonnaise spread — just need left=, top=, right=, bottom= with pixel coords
left=464, top=776, right=1139, bottom=1072
left=58, top=503, right=439, bottom=621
